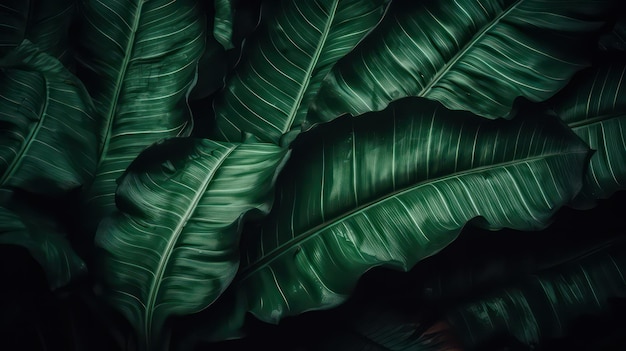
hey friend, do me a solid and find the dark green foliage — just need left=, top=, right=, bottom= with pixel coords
left=0, top=1, right=625, bottom=350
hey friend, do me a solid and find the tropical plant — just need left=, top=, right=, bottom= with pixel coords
left=0, top=0, right=625, bottom=350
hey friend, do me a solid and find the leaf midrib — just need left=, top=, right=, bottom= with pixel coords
left=418, top=0, right=524, bottom=97
left=96, top=1, right=144, bottom=167
left=282, top=0, right=339, bottom=137
left=0, top=74, right=49, bottom=186
left=238, top=149, right=587, bottom=280
left=568, top=113, right=625, bottom=129
left=143, top=143, right=238, bottom=345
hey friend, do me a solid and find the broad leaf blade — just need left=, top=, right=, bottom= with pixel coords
left=447, top=241, right=626, bottom=348
left=0, top=41, right=97, bottom=195
left=95, top=138, right=288, bottom=349
left=76, top=0, right=206, bottom=227
left=237, top=97, right=589, bottom=324
left=317, top=239, right=626, bottom=351
left=308, top=0, right=615, bottom=124
left=548, top=63, right=626, bottom=206
left=212, top=0, right=390, bottom=145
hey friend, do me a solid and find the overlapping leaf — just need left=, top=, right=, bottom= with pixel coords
left=307, top=0, right=616, bottom=125
left=0, top=0, right=75, bottom=63
left=95, top=137, right=288, bottom=350
left=0, top=41, right=97, bottom=195
left=316, top=239, right=626, bottom=350
left=212, top=0, right=390, bottom=145
left=75, top=0, right=206, bottom=228
left=548, top=63, right=626, bottom=206
left=0, top=191, right=86, bottom=290
left=236, top=97, right=589, bottom=324
left=447, top=241, right=626, bottom=348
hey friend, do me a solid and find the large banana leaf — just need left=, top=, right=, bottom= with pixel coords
left=547, top=63, right=626, bottom=206
left=235, top=97, right=589, bottom=324
left=446, top=240, right=626, bottom=349
left=211, top=0, right=390, bottom=145
left=0, top=190, right=86, bottom=290
left=75, top=0, right=206, bottom=228
left=0, top=41, right=97, bottom=195
left=95, top=137, right=288, bottom=350
left=0, top=0, right=75, bottom=63
left=315, top=239, right=626, bottom=350
left=307, top=0, right=615, bottom=125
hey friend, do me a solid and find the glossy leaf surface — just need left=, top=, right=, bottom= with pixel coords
left=95, top=137, right=288, bottom=349
left=76, top=0, right=206, bottom=227
left=0, top=41, right=97, bottom=195
left=214, top=0, right=234, bottom=49
left=548, top=63, right=626, bottom=206
left=236, top=97, right=589, bottom=324
left=212, top=0, right=389, bottom=145
left=308, top=0, right=615, bottom=124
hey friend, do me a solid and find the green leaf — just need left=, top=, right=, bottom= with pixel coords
left=0, top=0, right=75, bottom=64
left=75, top=0, right=206, bottom=228
left=0, top=40, right=97, bottom=195
left=0, top=1, right=30, bottom=54
left=212, top=0, right=390, bottom=145
left=214, top=0, right=235, bottom=50
left=547, top=63, right=626, bottom=206
left=236, top=97, right=589, bottom=324
left=599, top=16, right=626, bottom=51
left=95, top=137, right=288, bottom=350
left=315, top=238, right=625, bottom=351
left=446, top=240, right=626, bottom=348
left=26, top=0, right=76, bottom=65
left=0, top=191, right=87, bottom=290
left=308, top=0, right=615, bottom=124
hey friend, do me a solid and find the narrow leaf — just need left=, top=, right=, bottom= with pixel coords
left=236, top=97, right=589, bottom=324
left=308, top=0, right=615, bottom=124
left=214, top=0, right=235, bottom=49
left=95, top=137, right=288, bottom=350
left=0, top=40, right=97, bottom=195
left=212, top=0, right=390, bottom=145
